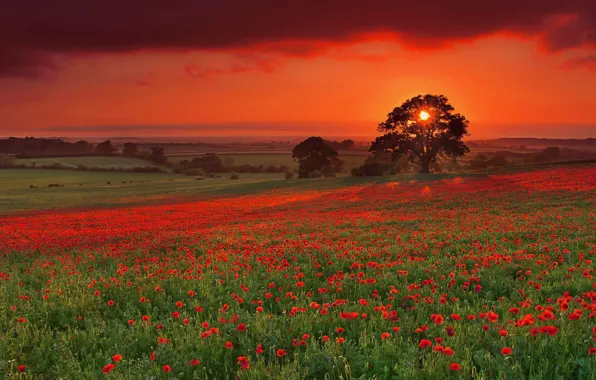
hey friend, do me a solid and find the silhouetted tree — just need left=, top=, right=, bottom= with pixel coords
left=190, top=153, right=224, bottom=173
left=535, top=146, right=560, bottom=163
left=372, top=94, right=470, bottom=173
left=149, top=147, right=168, bottom=165
left=95, top=140, right=117, bottom=155
left=292, top=137, right=339, bottom=178
left=122, top=142, right=139, bottom=157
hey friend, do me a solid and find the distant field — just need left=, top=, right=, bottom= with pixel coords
left=0, top=169, right=286, bottom=213
left=15, top=156, right=160, bottom=169
left=168, top=153, right=369, bottom=170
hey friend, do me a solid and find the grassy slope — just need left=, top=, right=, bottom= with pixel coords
left=2, top=162, right=595, bottom=214
left=0, top=169, right=285, bottom=213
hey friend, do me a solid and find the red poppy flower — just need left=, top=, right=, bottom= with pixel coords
left=102, top=363, right=115, bottom=374
left=225, top=341, right=233, bottom=349
left=501, top=347, right=513, bottom=356
left=112, top=354, right=122, bottom=362
left=163, top=365, right=173, bottom=373
left=256, top=344, right=264, bottom=354
left=190, top=359, right=200, bottom=366
left=17, top=365, right=26, bottom=372
left=237, top=356, right=250, bottom=370
left=449, top=363, right=461, bottom=371
left=277, top=349, right=288, bottom=357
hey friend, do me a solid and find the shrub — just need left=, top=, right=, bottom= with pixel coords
left=359, top=162, right=388, bottom=176
left=230, top=172, right=239, bottom=180
left=185, top=168, right=205, bottom=176
left=351, top=167, right=362, bottom=177
left=285, top=171, right=295, bottom=180
left=308, top=170, right=322, bottom=178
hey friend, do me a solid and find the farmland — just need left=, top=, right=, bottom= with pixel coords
left=14, top=156, right=162, bottom=170
left=0, top=165, right=595, bottom=379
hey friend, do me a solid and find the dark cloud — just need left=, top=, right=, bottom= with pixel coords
left=1, top=0, right=595, bottom=77
left=559, top=55, right=596, bottom=71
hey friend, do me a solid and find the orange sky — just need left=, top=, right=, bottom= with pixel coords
left=1, top=2, right=595, bottom=139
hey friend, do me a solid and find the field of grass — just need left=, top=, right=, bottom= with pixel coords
left=0, top=164, right=595, bottom=378
left=14, top=156, right=161, bottom=169
left=0, top=169, right=286, bottom=213
left=168, top=153, right=368, bottom=170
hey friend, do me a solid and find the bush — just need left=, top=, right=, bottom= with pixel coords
left=359, top=162, right=388, bottom=176
left=230, top=172, right=239, bottom=180
left=350, top=167, right=362, bottom=177
left=196, top=176, right=206, bottom=180
left=185, top=168, right=205, bottom=176
left=76, top=164, right=87, bottom=171
left=285, top=171, right=295, bottom=180
left=308, top=170, right=322, bottom=178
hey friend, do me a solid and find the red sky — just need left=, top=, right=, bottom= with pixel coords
left=1, top=1, right=596, bottom=139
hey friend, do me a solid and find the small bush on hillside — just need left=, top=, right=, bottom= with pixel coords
left=230, top=172, right=239, bottom=180
left=285, top=171, right=295, bottom=180
left=308, top=170, right=322, bottom=178
left=359, top=162, right=388, bottom=176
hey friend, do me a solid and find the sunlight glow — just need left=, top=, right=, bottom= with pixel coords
left=419, top=110, right=430, bottom=121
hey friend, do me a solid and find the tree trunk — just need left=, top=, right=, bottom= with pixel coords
left=420, top=158, right=430, bottom=173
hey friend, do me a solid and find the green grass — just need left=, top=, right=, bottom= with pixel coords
left=0, top=169, right=287, bottom=213
left=15, top=156, right=160, bottom=169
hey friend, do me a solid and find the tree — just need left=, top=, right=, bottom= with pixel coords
left=372, top=94, right=470, bottom=173
left=95, top=140, right=117, bottom=155
left=122, top=142, right=139, bottom=157
left=149, top=147, right=168, bottom=165
left=292, top=137, right=339, bottom=178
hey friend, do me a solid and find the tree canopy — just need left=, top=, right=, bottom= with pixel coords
left=292, top=137, right=339, bottom=178
left=371, top=94, right=470, bottom=173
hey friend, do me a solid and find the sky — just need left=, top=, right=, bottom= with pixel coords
left=1, top=1, right=596, bottom=139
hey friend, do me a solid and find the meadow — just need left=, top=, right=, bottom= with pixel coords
left=168, top=153, right=369, bottom=171
left=0, top=165, right=595, bottom=379
left=14, top=156, right=161, bottom=170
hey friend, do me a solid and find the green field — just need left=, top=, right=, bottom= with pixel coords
left=0, top=169, right=288, bottom=213
left=15, top=156, right=161, bottom=169
left=168, top=153, right=368, bottom=170
left=1, top=164, right=595, bottom=378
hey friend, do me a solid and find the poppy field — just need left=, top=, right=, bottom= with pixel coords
left=1, top=166, right=595, bottom=379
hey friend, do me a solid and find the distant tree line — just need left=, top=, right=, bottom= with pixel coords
left=173, top=153, right=290, bottom=176
left=0, top=138, right=169, bottom=166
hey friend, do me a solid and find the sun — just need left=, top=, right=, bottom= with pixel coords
left=419, top=110, right=430, bottom=121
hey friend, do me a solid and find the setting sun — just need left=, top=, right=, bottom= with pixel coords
left=419, top=110, right=430, bottom=121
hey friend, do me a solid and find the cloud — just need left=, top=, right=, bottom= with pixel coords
left=184, top=55, right=284, bottom=78
left=1, top=1, right=595, bottom=77
left=559, top=55, right=596, bottom=71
